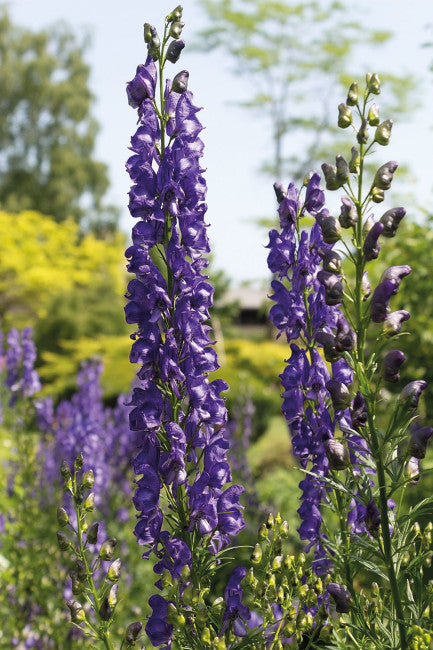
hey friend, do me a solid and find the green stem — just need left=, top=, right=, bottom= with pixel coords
left=366, top=410, right=407, bottom=648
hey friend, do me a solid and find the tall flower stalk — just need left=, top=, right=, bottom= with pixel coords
left=125, top=8, right=245, bottom=646
left=268, top=75, right=433, bottom=648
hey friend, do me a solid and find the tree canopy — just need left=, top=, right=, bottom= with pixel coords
left=0, top=8, right=116, bottom=228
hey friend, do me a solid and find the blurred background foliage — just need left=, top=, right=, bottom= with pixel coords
left=0, top=0, right=432, bottom=646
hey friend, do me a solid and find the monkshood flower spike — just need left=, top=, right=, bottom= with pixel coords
left=125, top=10, right=250, bottom=647
left=267, top=74, right=433, bottom=649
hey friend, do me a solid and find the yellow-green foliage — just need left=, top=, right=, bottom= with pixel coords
left=39, top=335, right=134, bottom=400
left=0, top=210, right=126, bottom=328
left=213, top=337, right=288, bottom=438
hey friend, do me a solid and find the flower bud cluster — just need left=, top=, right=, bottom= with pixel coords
left=58, top=456, right=142, bottom=647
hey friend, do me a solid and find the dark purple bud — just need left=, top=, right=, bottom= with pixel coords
left=324, top=439, right=350, bottom=470
left=380, top=207, right=406, bottom=237
left=380, top=265, right=411, bottom=291
left=86, top=521, right=99, bottom=545
left=362, top=271, right=371, bottom=301
left=126, top=621, right=143, bottom=646
left=409, top=423, right=433, bottom=459
left=383, top=310, right=410, bottom=336
left=336, top=154, right=350, bottom=183
left=316, top=331, right=340, bottom=362
left=99, top=596, right=112, bottom=622
left=370, top=280, right=396, bottom=322
left=339, top=196, right=358, bottom=228
left=57, top=531, right=69, bottom=551
left=382, top=350, right=405, bottom=382
left=326, top=379, right=351, bottom=410
left=316, top=213, right=341, bottom=243
left=336, top=316, right=356, bottom=352
left=321, top=163, right=342, bottom=190
left=357, top=118, right=369, bottom=144
left=365, top=498, right=381, bottom=533
left=273, top=182, right=287, bottom=204
left=172, top=70, right=189, bottom=93
left=363, top=222, right=384, bottom=261
left=327, top=583, right=352, bottom=613
left=398, top=380, right=427, bottom=409
left=373, top=161, right=398, bottom=190
left=351, top=392, right=367, bottom=428
left=166, top=39, right=185, bottom=63
left=317, top=271, right=344, bottom=306
left=321, top=249, right=342, bottom=273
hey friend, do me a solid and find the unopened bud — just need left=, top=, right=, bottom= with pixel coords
left=66, top=599, right=86, bottom=624
left=316, top=213, right=341, bottom=244
left=367, top=103, right=380, bottom=126
left=166, top=39, right=185, bottom=64
left=107, top=558, right=122, bottom=582
left=251, top=543, right=263, bottom=564
left=357, top=119, right=369, bottom=145
left=375, top=119, right=393, bottom=146
left=327, top=583, right=352, bottom=613
left=349, top=146, right=360, bottom=174
left=338, top=103, right=352, bottom=128
left=81, top=470, right=94, bottom=489
left=336, top=155, right=350, bottom=183
left=321, top=163, right=342, bottom=190
left=324, top=438, right=350, bottom=470
left=398, top=380, right=427, bottom=409
left=371, top=187, right=385, bottom=203
left=347, top=82, right=359, bottom=106
left=266, top=513, right=275, bottom=529
left=148, top=30, right=161, bottom=61
left=86, top=521, right=99, bottom=545
left=172, top=70, right=189, bottom=93
left=382, top=349, right=405, bottom=383
left=374, top=161, right=398, bottom=190
left=57, top=531, right=69, bottom=551
left=143, top=23, right=153, bottom=43
left=60, top=460, right=71, bottom=479
left=169, top=21, right=184, bottom=39
left=258, top=523, right=268, bottom=539
left=168, top=5, right=183, bottom=21
left=57, top=507, right=69, bottom=527
left=326, top=379, right=351, bottom=410
left=84, top=493, right=95, bottom=511
left=99, top=596, right=112, bottom=621
left=366, top=72, right=381, bottom=94
left=74, top=453, right=84, bottom=471
left=108, top=583, right=118, bottom=608
left=99, top=538, right=117, bottom=561
left=125, top=621, right=142, bottom=646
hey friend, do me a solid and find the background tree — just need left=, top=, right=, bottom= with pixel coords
left=195, top=0, right=415, bottom=183
left=0, top=7, right=116, bottom=229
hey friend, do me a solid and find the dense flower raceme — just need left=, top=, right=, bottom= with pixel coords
left=267, top=175, right=365, bottom=573
left=37, top=360, right=136, bottom=520
left=125, top=52, right=245, bottom=643
left=0, top=327, right=41, bottom=417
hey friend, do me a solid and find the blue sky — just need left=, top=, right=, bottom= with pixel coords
left=7, top=0, right=433, bottom=285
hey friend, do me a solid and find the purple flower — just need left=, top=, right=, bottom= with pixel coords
left=382, top=349, right=405, bottom=383
left=363, top=221, right=384, bottom=261
left=145, top=595, right=173, bottom=647
left=409, top=422, right=433, bottom=459
left=221, top=566, right=250, bottom=637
